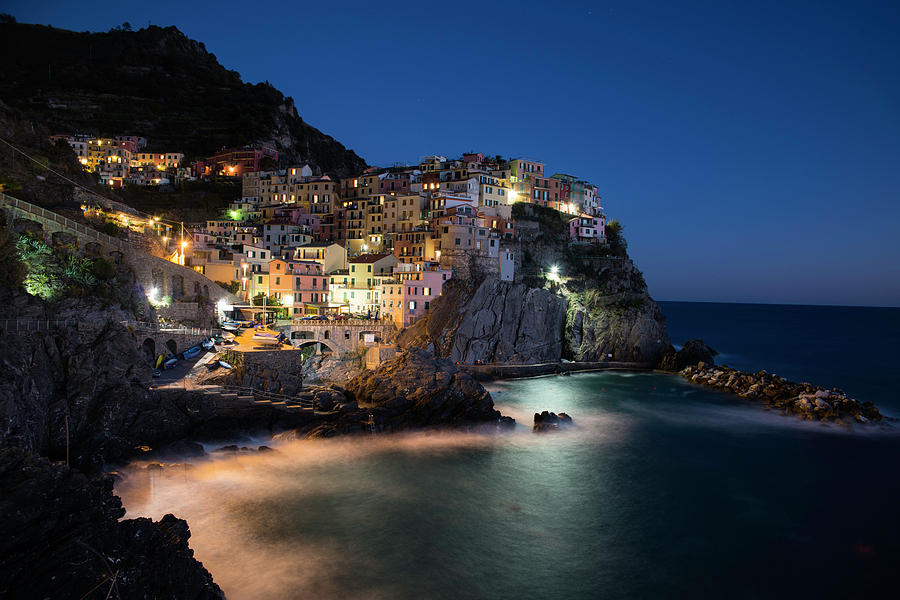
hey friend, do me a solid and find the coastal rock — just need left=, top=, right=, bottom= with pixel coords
left=533, top=411, right=575, bottom=432
left=659, top=339, right=718, bottom=371
left=0, top=447, right=223, bottom=599
left=399, top=278, right=567, bottom=364
left=563, top=259, right=670, bottom=365
left=341, top=349, right=507, bottom=432
left=679, top=364, right=884, bottom=424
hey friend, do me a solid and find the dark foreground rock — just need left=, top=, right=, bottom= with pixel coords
left=681, top=363, right=884, bottom=423
left=0, top=447, right=223, bottom=600
left=533, top=411, right=574, bottom=432
left=322, top=349, right=509, bottom=435
left=659, top=338, right=718, bottom=371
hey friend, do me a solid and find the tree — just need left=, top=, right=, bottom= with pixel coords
left=0, top=14, right=16, bottom=24
left=605, top=220, right=627, bottom=257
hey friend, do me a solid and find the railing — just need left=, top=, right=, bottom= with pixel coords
left=0, top=319, right=81, bottom=332
left=285, top=318, right=391, bottom=326
left=1, top=192, right=128, bottom=252
left=0, top=318, right=220, bottom=338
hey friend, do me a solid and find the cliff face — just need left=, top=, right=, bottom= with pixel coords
left=0, top=447, right=224, bottom=599
left=0, top=319, right=188, bottom=469
left=399, top=207, right=670, bottom=366
left=398, top=278, right=567, bottom=363
left=563, top=259, right=670, bottom=364
left=0, top=22, right=367, bottom=177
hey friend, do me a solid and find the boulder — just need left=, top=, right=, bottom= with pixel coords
left=341, top=349, right=507, bottom=431
left=533, top=410, right=575, bottom=432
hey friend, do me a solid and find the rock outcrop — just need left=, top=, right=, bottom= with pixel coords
left=329, top=350, right=507, bottom=434
left=533, top=411, right=574, bottom=433
left=563, top=259, right=670, bottom=365
left=399, top=278, right=566, bottom=364
left=681, top=363, right=884, bottom=423
left=0, top=447, right=223, bottom=599
left=659, top=338, right=718, bottom=371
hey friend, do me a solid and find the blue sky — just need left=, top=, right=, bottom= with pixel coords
left=7, top=0, right=900, bottom=306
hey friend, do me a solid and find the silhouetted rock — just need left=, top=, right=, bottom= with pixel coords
left=0, top=447, right=223, bottom=599
left=659, top=339, right=718, bottom=371
left=533, top=410, right=575, bottom=432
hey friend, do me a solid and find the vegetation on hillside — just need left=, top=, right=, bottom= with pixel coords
left=0, top=21, right=367, bottom=176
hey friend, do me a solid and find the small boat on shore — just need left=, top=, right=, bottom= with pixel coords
left=183, top=345, right=203, bottom=359
left=201, top=340, right=214, bottom=350
left=163, top=357, right=178, bottom=370
left=219, top=360, right=233, bottom=369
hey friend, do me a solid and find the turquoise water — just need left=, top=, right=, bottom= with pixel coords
left=117, top=303, right=900, bottom=599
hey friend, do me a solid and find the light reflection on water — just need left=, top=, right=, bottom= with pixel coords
left=117, top=372, right=899, bottom=599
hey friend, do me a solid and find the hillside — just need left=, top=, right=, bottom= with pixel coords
left=0, top=20, right=367, bottom=177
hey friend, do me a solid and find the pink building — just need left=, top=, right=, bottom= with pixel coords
left=381, top=263, right=452, bottom=326
left=568, top=215, right=606, bottom=243
left=378, top=172, right=412, bottom=195
left=274, top=205, right=322, bottom=235
left=268, top=258, right=329, bottom=316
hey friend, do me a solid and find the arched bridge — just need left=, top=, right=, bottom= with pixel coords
left=274, top=319, right=394, bottom=355
left=1, top=193, right=238, bottom=305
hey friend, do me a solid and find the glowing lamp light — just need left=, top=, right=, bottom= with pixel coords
left=181, top=241, right=188, bottom=249
left=148, top=287, right=159, bottom=301
left=230, top=210, right=239, bottom=219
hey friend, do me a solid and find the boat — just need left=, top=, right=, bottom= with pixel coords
left=154, top=354, right=164, bottom=369
left=201, top=340, right=214, bottom=350
left=218, top=361, right=233, bottom=369
left=183, top=345, right=203, bottom=359
left=163, top=357, right=178, bottom=370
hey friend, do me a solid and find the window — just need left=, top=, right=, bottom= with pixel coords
left=424, top=287, right=431, bottom=295
left=409, top=301, right=416, bottom=310
left=344, top=330, right=351, bottom=340
left=455, top=238, right=460, bottom=246
left=257, top=276, right=263, bottom=284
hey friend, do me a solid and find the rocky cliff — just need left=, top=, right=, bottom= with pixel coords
left=0, top=447, right=224, bottom=599
left=562, top=259, right=670, bottom=363
left=339, top=349, right=508, bottom=431
left=0, top=21, right=367, bottom=177
left=398, top=278, right=567, bottom=363
left=399, top=206, right=670, bottom=366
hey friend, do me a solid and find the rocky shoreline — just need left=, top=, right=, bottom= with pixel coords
left=680, top=363, right=885, bottom=424
left=0, top=447, right=223, bottom=599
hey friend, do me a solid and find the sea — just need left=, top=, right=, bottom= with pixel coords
left=116, top=302, right=900, bottom=599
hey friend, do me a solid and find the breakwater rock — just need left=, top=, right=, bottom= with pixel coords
left=533, top=411, right=574, bottom=432
left=0, top=447, right=223, bottom=599
left=332, top=350, right=506, bottom=434
left=681, top=363, right=884, bottom=423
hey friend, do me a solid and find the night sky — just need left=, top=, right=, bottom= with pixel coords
left=6, top=0, right=900, bottom=306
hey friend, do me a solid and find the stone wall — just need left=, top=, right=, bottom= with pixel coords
left=1, top=194, right=238, bottom=306
left=219, top=348, right=304, bottom=396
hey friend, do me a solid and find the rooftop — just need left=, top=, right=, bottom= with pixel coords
left=349, top=253, right=392, bottom=264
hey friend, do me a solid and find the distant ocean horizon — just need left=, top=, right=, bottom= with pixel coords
left=658, top=298, right=900, bottom=309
